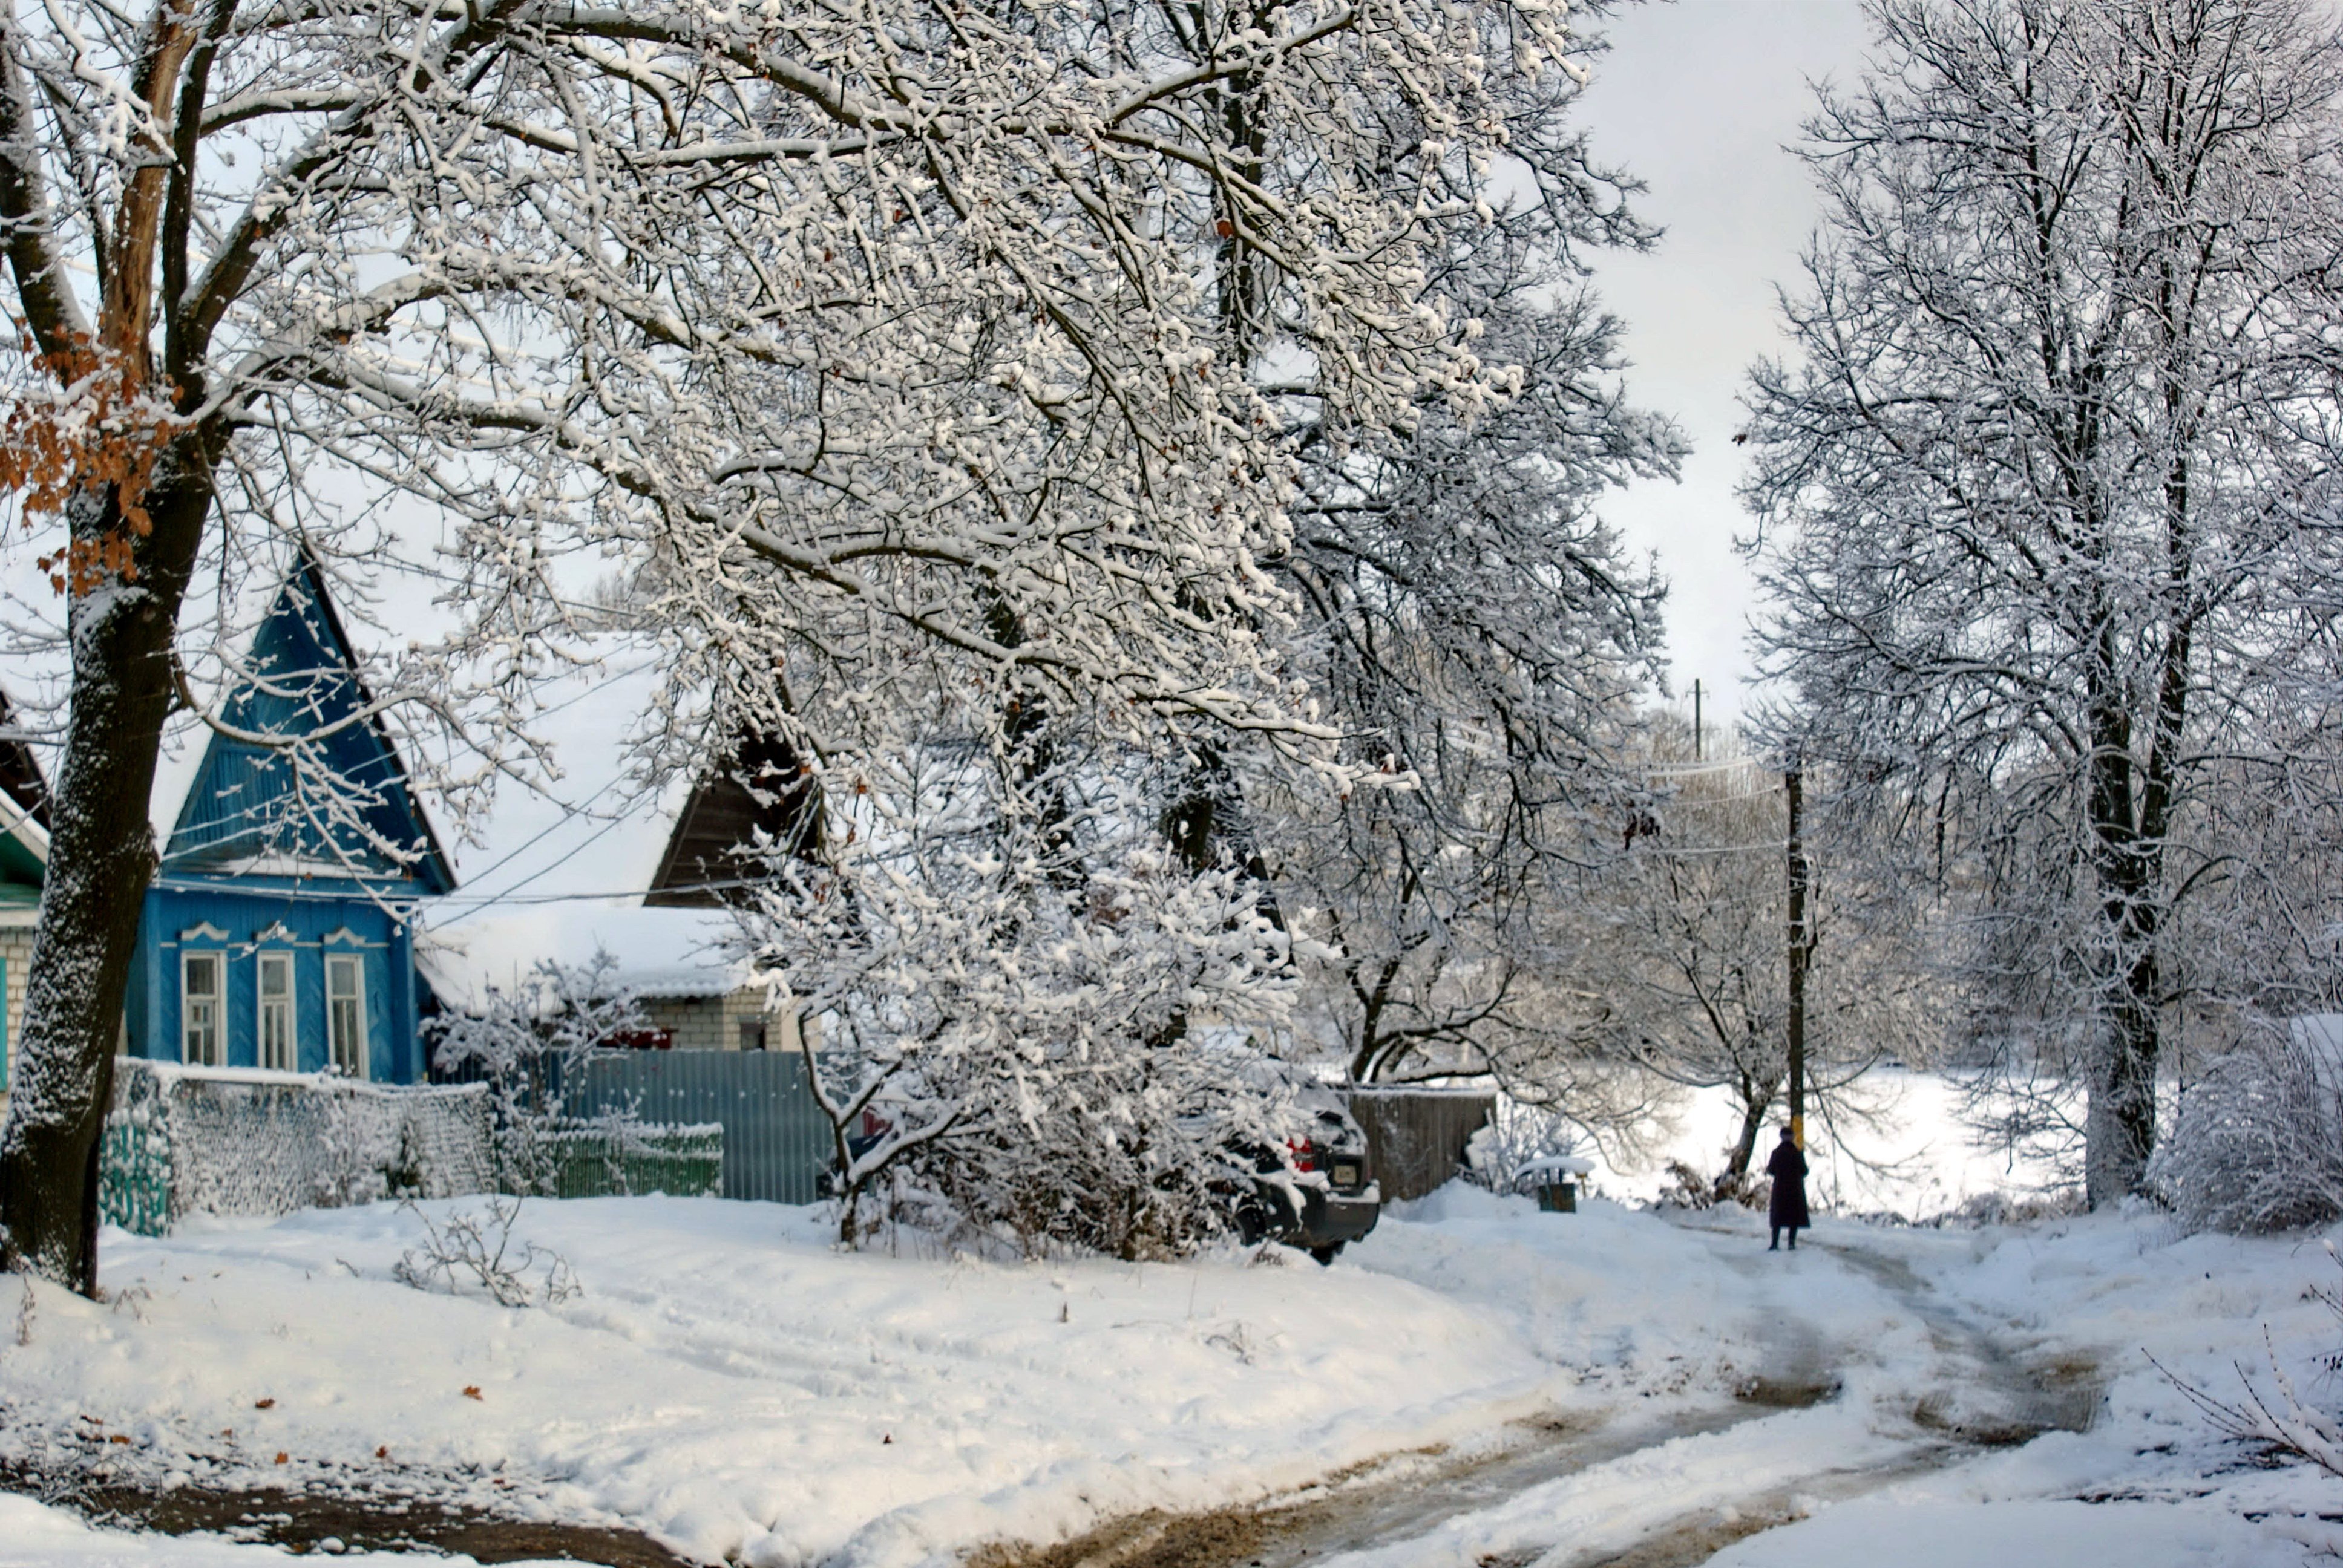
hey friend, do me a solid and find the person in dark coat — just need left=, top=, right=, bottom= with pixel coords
left=1766, top=1128, right=1809, bottom=1251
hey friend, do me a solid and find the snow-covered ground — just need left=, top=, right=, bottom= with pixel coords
left=1345, top=1194, right=2343, bottom=1567
left=6, top=1170, right=2343, bottom=1566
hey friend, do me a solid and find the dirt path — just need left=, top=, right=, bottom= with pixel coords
left=0, top=1454, right=696, bottom=1566
left=980, top=1226, right=2102, bottom=1568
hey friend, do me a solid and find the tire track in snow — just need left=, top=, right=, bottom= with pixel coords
left=975, top=1224, right=2102, bottom=1568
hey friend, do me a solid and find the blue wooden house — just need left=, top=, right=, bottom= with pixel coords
left=121, top=557, right=454, bottom=1082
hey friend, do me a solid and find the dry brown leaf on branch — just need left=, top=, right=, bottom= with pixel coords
left=0, top=327, right=177, bottom=595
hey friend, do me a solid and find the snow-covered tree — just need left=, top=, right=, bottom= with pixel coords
left=1740, top=0, right=2343, bottom=1204
left=1267, top=289, right=1676, bottom=1087
left=1249, top=13, right=1679, bottom=1102
left=1580, top=745, right=1933, bottom=1186
left=0, top=0, right=1597, bottom=1287
left=740, top=710, right=1295, bottom=1249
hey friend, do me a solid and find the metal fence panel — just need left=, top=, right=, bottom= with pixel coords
left=570, top=1050, right=833, bottom=1204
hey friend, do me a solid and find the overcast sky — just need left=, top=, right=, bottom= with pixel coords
left=1573, top=0, right=1873, bottom=736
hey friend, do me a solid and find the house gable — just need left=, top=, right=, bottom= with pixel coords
left=645, top=728, right=820, bottom=908
left=164, top=556, right=453, bottom=894
left=126, top=559, right=446, bottom=1082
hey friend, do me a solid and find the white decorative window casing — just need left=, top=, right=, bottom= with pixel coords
left=257, top=951, right=295, bottom=1072
left=326, top=953, right=367, bottom=1077
left=182, top=952, right=223, bottom=1067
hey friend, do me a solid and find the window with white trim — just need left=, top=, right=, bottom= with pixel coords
left=182, top=952, right=223, bottom=1066
left=257, top=951, right=294, bottom=1071
left=326, top=953, right=366, bottom=1076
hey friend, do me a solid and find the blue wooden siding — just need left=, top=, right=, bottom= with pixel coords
left=125, top=886, right=424, bottom=1082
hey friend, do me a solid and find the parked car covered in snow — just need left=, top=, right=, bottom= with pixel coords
left=1234, top=1086, right=1381, bottom=1264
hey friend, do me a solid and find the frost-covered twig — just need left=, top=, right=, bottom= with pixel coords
left=391, top=1197, right=578, bottom=1310
left=2158, top=1245, right=2343, bottom=1476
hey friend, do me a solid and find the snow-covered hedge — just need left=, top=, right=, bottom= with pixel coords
left=101, top=1060, right=494, bottom=1234
left=2151, top=1018, right=2343, bottom=1234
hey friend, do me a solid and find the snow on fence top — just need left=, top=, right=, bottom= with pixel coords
left=104, top=1058, right=494, bottom=1233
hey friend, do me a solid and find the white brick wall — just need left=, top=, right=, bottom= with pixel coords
left=642, top=987, right=806, bottom=1054
left=0, top=925, right=30, bottom=1110
left=0, top=927, right=30, bottom=1054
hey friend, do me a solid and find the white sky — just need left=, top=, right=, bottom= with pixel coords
left=1575, top=0, right=1873, bottom=736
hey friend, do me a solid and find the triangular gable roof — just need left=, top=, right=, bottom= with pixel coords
left=163, top=553, right=455, bottom=894
left=0, top=688, right=50, bottom=832
left=644, top=728, right=820, bottom=908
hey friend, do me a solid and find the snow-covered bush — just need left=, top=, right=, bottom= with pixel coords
left=902, top=1037, right=1305, bottom=1261
left=2151, top=1021, right=2343, bottom=1234
left=426, top=955, right=654, bottom=1199
left=1925, top=1189, right=2088, bottom=1230
left=1463, top=1098, right=1585, bottom=1194
left=746, top=736, right=1302, bottom=1255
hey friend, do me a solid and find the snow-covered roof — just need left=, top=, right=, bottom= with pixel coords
left=416, top=903, right=756, bottom=1012
left=413, top=652, right=750, bottom=1007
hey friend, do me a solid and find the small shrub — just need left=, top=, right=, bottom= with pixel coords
left=1652, top=1160, right=1765, bottom=1211
left=392, top=1197, right=578, bottom=1308
left=2150, top=1021, right=2343, bottom=1234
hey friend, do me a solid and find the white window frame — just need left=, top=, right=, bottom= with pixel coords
left=325, top=952, right=367, bottom=1077
left=181, top=950, right=223, bottom=1067
left=256, top=950, right=295, bottom=1071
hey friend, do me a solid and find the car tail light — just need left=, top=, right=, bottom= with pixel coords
left=1287, top=1137, right=1317, bottom=1172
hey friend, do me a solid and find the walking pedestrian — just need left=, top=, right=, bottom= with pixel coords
left=1766, top=1128, right=1809, bottom=1251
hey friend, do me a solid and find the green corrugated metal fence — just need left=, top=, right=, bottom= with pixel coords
left=568, top=1050, right=834, bottom=1204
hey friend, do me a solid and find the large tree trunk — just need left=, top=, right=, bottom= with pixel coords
left=0, top=461, right=211, bottom=1292
left=2082, top=638, right=2164, bottom=1208
left=2085, top=924, right=2161, bottom=1208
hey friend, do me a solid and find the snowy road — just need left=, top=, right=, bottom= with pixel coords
left=985, top=1218, right=2102, bottom=1568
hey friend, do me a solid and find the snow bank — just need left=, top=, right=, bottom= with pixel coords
left=1356, top=1189, right=1935, bottom=1405
left=14, top=1181, right=2343, bottom=1568
left=2, top=1198, right=1557, bottom=1567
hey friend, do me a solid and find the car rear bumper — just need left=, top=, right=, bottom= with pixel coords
left=1296, top=1188, right=1380, bottom=1247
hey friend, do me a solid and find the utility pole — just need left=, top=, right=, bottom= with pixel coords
left=1785, top=765, right=1807, bottom=1149
left=1693, top=680, right=1703, bottom=763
